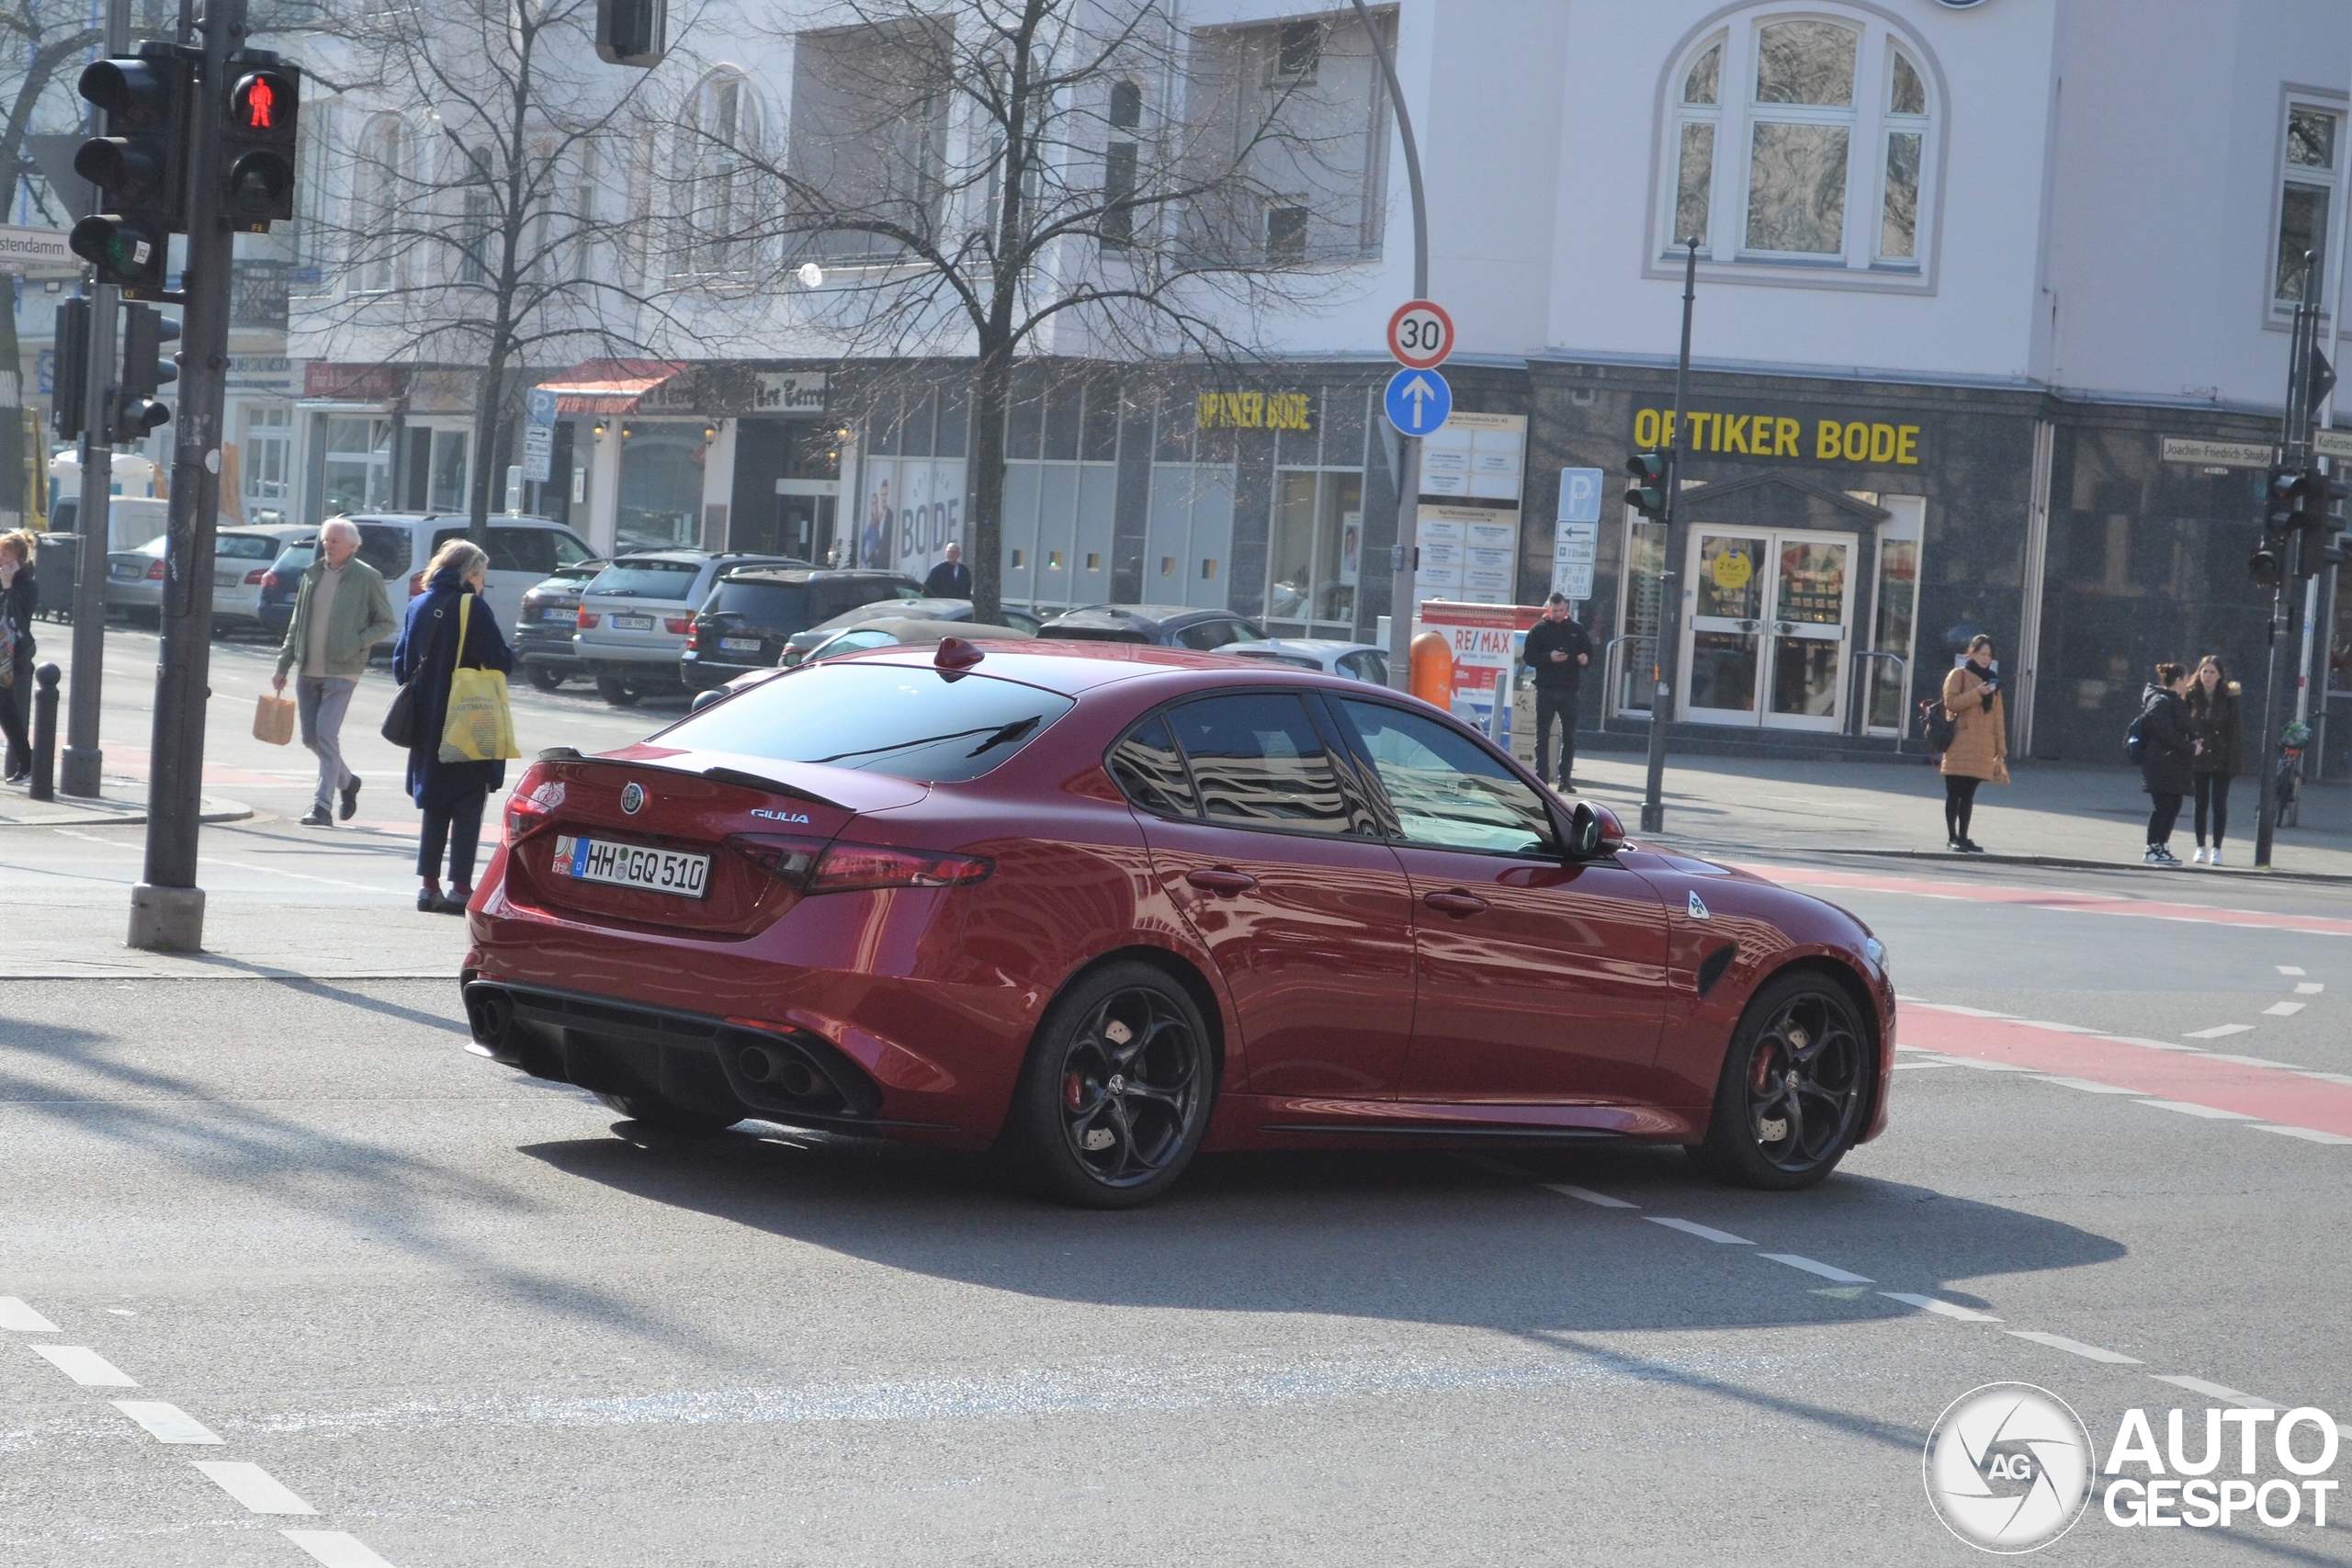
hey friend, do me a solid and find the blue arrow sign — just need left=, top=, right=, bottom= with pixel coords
left=1383, top=367, right=1452, bottom=438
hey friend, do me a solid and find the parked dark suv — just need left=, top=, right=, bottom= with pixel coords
left=1034, top=604, right=1269, bottom=650
left=680, top=568, right=924, bottom=690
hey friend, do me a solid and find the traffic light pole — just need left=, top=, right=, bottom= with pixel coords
left=1640, top=240, right=1701, bottom=835
left=128, top=0, right=240, bottom=953
left=61, top=0, right=132, bottom=799
left=2254, top=254, right=2320, bottom=871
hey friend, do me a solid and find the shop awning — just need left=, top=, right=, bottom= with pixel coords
left=537, top=359, right=689, bottom=415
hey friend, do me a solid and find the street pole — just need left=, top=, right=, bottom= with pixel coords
left=1350, top=0, right=1428, bottom=693
left=129, top=0, right=241, bottom=952
left=2254, top=253, right=2320, bottom=870
left=1639, top=239, right=1700, bottom=835
left=61, top=0, right=134, bottom=799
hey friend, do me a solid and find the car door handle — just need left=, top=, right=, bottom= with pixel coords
left=1423, top=890, right=1489, bottom=918
left=1186, top=869, right=1259, bottom=896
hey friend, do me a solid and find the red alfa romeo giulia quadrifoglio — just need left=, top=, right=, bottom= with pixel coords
left=459, top=638, right=1894, bottom=1207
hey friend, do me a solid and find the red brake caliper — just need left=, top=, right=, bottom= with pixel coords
left=1063, top=1071, right=1083, bottom=1111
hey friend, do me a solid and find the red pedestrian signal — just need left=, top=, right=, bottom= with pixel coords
left=237, top=74, right=277, bottom=131
left=220, top=61, right=300, bottom=229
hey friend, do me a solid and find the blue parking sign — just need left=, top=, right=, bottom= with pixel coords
left=1383, top=367, right=1452, bottom=438
left=1557, top=467, right=1603, bottom=524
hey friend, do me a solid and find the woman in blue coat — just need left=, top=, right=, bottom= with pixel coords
left=391, top=539, right=514, bottom=913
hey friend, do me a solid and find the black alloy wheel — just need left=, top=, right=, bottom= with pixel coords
left=526, top=663, right=566, bottom=692
left=1008, top=963, right=1214, bottom=1208
left=1692, top=971, right=1871, bottom=1190
left=594, top=674, right=640, bottom=706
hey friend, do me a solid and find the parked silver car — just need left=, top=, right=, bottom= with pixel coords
left=575, top=549, right=808, bottom=705
left=1226, top=637, right=1390, bottom=683
left=107, top=524, right=311, bottom=631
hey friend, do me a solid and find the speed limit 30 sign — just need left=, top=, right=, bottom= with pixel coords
left=1386, top=299, right=1453, bottom=370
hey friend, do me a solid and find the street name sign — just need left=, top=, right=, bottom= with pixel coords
left=1387, top=299, right=1454, bottom=370
left=1385, top=367, right=1452, bottom=437
left=2314, top=429, right=2352, bottom=461
left=0, top=225, right=74, bottom=273
left=2159, top=436, right=2275, bottom=468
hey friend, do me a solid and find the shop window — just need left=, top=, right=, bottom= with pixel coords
left=617, top=424, right=707, bottom=550
left=242, top=406, right=291, bottom=505
left=322, top=417, right=392, bottom=517
left=1659, top=6, right=1938, bottom=282
left=2276, top=101, right=2342, bottom=309
left=428, top=430, right=469, bottom=513
left=1001, top=377, right=1118, bottom=613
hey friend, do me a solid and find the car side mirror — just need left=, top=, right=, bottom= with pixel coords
left=1563, top=800, right=1625, bottom=860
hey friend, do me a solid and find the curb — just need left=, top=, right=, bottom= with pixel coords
left=0, top=799, right=254, bottom=829
left=1660, top=839, right=2352, bottom=887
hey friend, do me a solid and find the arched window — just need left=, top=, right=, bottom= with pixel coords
left=1659, top=7, right=1939, bottom=282
left=353, top=115, right=404, bottom=293
left=680, top=71, right=762, bottom=276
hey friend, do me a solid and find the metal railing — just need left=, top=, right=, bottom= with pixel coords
left=1599, top=633, right=1657, bottom=734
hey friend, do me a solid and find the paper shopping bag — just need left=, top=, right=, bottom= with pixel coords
left=253, top=692, right=295, bottom=746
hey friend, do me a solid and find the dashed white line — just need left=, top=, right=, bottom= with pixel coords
left=2262, top=1002, right=2306, bottom=1017
left=2251, top=1123, right=2352, bottom=1145
left=2295, top=981, right=2324, bottom=994
left=1543, top=1183, right=1636, bottom=1209
left=2203, top=1052, right=2301, bottom=1068
left=112, top=1401, right=221, bottom=1445
left=2138, top=1100, right=2260, bottom=1121
left=0, top=1297, right=60, bottom=1333
left=2007, top=1330, right=2142, bottom=1365
left=1760, top=1253, right=1871, bottom=1284
left=31, top=1345, right=136, bottom=1387
left=2278, top=966, right=2307, bottom=976
left=2031, top=1077, right=2141, bottom=1095
left=282, top=1532, right=397, bottom=1568
left=2149, top=1375, right=2276, bottom=1409
left=1879, top=1292, right=2002, bottom=1323
left=1645, top=1216, right=1752, bottom=1245
left=192, top=1461, right=316, bottom=1515
left=2184, top=1024, right=2256, bottom=1039
left=2099, top=1035, right=2202, bottom=1052
left=2014, top=1020, right=2104, bottom=1034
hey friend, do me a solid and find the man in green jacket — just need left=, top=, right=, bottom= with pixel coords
left=273, top=519, right=400, bottom=827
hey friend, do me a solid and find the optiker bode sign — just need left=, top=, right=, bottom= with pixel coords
left=1923, top=1384, right=2342, bottom=1552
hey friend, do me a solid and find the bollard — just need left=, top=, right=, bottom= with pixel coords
left=29, top=662, right=60, bottom=802
left=1408, top=630, right=1453, bottom=707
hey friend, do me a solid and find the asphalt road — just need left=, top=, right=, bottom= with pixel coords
left=6, top=627, right=2352, bottom=1564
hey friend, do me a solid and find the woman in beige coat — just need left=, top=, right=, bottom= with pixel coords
left=1939, top=634, right=2008, bottom=852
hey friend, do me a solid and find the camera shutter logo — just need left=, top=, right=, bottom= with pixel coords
left=619, top=782, right=645, bottom=816
left=1924, top=1383, right=2095, bottom=1552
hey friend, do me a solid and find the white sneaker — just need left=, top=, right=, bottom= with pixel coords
left=2209, top=847, right=2224, bottom=866
left=2190, top=846, right=2208, bottom=863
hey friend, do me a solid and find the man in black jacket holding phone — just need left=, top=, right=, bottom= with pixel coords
left=1521, top=592, right=1594, bottom=793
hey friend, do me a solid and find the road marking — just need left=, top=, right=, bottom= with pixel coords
left=2013, top=1020, right=2104, bottom=1034
left=1543, top=1183, right=1636, bottom=1209
left=1927, top=1004, right=2016, bottom=1019
left=2032, top=1077, right=2142, bottom=1095
left=2202, top=1052, right=2301, bottom=1068
left=1760, top=1253, right=1871, bottom=1283
left=2263, top=1002, right=2306, bottom=1017
left=32, top=1345, right=135, bottom=1386
left=2296, top=981, right=2324, bottom=994
left=2139, top=1100, right=2260, bottom=1121
left=1929, top=1057, right=2039, bottom=1073
left=2149, top=1375, right=2276, bottom=1409
left=112, top=1401, right=222, bottom=1444
left=2278, top=966, right=2307, bottom=976
left=1810, top=1284, right=1871, bottom=1300
left=283, top=1532, right=397, bottom=1568
left=2008, top=1330, right=2142, bottom=1364
left=2098, top=1035, right=2201, bottom=1052
left=0, top=1297, right=60, bottom=1332
left=2185, top=1024, right=2256, bottom=1039
left=1880, top=1292, right=2002, bottom=1323
left=1892, top=1060, right=1956, bottom=1070
left=192, top=1461, right=316, bottom=1515
left=2251, top=1123, right=2352, bottom=1145
left=1645, top=1216, right=1751, bottom=1245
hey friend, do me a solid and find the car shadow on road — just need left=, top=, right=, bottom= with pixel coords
left=519, top=1126, right=2125, bottom=1339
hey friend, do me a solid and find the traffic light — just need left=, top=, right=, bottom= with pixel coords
left=220, top=58, right=300, bottom=230
left=2262, top=464, right=2301, bottom=532
left=1625, top=450, right=1669, bottom=523
left=595, top=0, right=668, bottom=66
left=115, top=304, right=178, bottom=438
left=51, top=297, right=87, bottom=443
left=70, top=52, right=192, bottom=293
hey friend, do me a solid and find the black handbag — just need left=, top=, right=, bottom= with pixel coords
left=379, top=678, right=418, bottom=747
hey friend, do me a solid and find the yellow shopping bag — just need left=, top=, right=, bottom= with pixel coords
left=438, top=594, right=522, bottom=763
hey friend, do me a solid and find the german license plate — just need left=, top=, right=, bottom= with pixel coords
left=543, top=606, right=573, bottom=622
left=612, top=613, right=655, bottom=630
left=111, top=563, right=141, bottom=581
left=552, top=835, right=710, bottom=898
left=719, top=636, right=763, bottom=652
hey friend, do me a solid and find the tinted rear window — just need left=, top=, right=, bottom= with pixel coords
left=270, top=546, right=314, bottom=574
left=217, top=535, right=279, bottom=559
left=706, top=580, right=812, bottom=627
left=588, top=558, right=703, bottom=599
left=355, top=524, right=412, bottom=580
left=657, top=663, right=1076, bottom=784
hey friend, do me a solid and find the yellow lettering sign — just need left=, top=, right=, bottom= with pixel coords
left=1633, top=407, right=1920, bottom=466
left=1196, top=389, right=1317, bottom=432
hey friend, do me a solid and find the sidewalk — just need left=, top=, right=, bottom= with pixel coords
left=21, top=897, right=472, bottom=980
left=0, top=776, right=252, bottom=829
left=1563, top=748, right=2352, bottom=880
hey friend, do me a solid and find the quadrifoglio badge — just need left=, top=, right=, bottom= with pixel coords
left=1925, top=1383, right=2342, bottom=1552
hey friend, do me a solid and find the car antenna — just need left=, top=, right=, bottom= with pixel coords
left=935, top=637, right=984, bottom=671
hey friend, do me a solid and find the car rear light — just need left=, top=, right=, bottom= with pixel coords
left=684, top=623, right=702, bottom=650
left=260, top=571, right=280, bottom=590
left=146, top=558, right=165, bottom=581
left=503, top=775, right=562, bottom=844
left=243, top=568, right=267, bottom=585
left=663, top=615, right=693, bottom=635
left=724, top=835, right=992, bottom=895
left=576, top=607, right=598, bottom=628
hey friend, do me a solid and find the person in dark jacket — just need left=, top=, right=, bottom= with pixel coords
left=391, top=539, right=514, bottom=914
left=922, top=540, right=973, bottom=599
left=1521, top=592, right=1594, bottom=791
left=0, top=530, right=39, bottom=783
left=2136, top=662, right=2195, bottom=866
left=2186, top=655, right=2242, bottom=866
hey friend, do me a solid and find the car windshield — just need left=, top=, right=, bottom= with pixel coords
left=656, top=662, right=1076, bottom=784
left=588, top=558, right=703, bottom=600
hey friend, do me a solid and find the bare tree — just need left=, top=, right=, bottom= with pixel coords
left=296, top=0, right=693, bottom=541
left=685, top=0, right=1396, bottom=620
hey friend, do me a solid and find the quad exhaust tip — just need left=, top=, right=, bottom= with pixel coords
left=736, top=1043, right=825, bottom=1100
